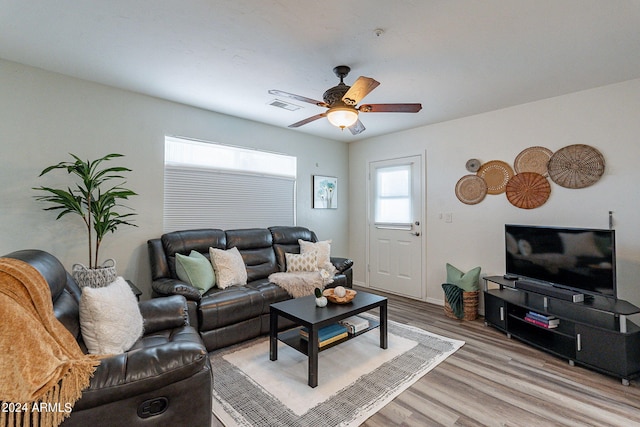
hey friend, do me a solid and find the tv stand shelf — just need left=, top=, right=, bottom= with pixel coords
left=484, top=275, right=640, bottom=385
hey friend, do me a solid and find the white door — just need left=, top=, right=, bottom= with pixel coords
left=368, top=156, right=423, bottom=299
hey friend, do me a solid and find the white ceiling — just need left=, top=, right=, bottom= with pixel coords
left=2, top=1, right=640, bottom=142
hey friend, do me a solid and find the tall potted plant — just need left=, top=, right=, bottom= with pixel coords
left=33, top=153, right=137, bottom=287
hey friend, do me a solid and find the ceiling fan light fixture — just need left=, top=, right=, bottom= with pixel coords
left=327, top=106, right=358, bottom=129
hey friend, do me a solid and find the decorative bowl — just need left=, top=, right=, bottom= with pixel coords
left=323, top=288, right=357, bottom=304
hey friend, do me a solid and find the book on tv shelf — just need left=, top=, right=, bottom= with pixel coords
left=524, top=315, right=559, bottom=329
left=526, top=311, right=559, bottom=326
left=527, top=311, right=557, bottom=322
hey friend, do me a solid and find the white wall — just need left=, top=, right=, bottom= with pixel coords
left=0, top=59, right=349, bottom=298
left=350, top=78, right=640, bottom=307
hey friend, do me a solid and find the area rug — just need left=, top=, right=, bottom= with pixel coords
left=211, top=314, right=464, bottom=427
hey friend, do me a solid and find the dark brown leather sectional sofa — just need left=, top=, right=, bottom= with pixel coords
left=148, top=226, right=353, bottom=351
left=3, top=249, right=212, bottom=427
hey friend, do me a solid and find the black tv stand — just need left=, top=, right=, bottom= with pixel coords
left=483, top=275, right=640, bottom=385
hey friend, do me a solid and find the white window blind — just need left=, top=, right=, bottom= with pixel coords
left=164, top=137, right=296, bottom=232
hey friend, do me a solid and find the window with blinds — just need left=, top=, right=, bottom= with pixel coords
left=373, top=164, right=412, bottom=226
left=164, top=136, right=297, bottom=232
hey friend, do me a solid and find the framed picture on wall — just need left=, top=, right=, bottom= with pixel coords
left=313, top=175, right=337, bottom=209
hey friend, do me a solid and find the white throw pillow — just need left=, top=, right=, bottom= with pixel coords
left=286, top=252, right=319, bottom=272
left=79, top=277, right=144, bottom=354
left=299, top=239, right=332, bottom=270
left=209, top=246, right=248, bottom=289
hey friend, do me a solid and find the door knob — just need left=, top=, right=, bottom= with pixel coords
left=410, top=232, right=420, bottom=236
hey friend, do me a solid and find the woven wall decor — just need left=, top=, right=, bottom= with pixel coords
left=455, top=175, right=488, bottom=205
left=514, top=146, right=553, bottom=176
left=465, top=158, right=481, bottom=172
left=548, top=144, right=605, bottom=189
left=505, top=172, right=551, bottom=209
left=476, top=160, right=514, bottom=195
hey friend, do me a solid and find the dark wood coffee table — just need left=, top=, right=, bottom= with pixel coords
left=269, top=290, right=387, bottom=387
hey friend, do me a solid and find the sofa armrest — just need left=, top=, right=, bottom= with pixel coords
left=331, top=257, right=353, bottom=273
left=74, top=326, right=209, bottom=410
left=139, top=295, right=189, bottom=334
left=152, top=278, right=202, bottom=302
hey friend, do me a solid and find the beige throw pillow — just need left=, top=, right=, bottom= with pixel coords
left=286, top=252, right=319, bottom=272
left=299, top=239, right=332, bottom=271
left=209, top=246, right=248, bottom=289
left=79, top=277, right=144, bottom=354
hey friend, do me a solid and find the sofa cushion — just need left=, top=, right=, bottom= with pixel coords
left=161, top=229, right=226, bottom=278
left=209, top=247, right=247, bottom=289
left=245, top=278, right=290, bottom=313
left=270, top=226, right=317, bottom=272
left=269, top=226, right=317, bottom=245
left=74, top=326, right=208, bottom=410
left=176, top=250, right=216, bottom=294
left=199, top=286, right=263, bottom=330
left=79, top=277, right=144, bottom=354
left=286, top=252, right=319, bottom=272
left=226, top=228, right=279, bottom=282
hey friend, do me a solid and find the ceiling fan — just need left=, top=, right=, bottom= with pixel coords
left=269, top=65, right=422, bottom=135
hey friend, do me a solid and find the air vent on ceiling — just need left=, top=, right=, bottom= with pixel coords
left=268, top=99, right=301, bottom=111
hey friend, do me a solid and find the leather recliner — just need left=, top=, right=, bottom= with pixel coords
left=148, top=226, right=354, bottom=352
left=2, top=250, right=212, bottom=427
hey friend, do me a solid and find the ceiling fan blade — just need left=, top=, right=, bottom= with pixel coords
left=288, top=113, right=327, bottom=128
left=342, top=77, right=380, bottom=105
left=359, top=103, right=422, bottom=113
left=348, top=119, right=366, bottom=135
left=268, top=89, right=329, bottom=108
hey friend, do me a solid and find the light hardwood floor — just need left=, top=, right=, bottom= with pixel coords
left=362, top=287, right=640, bottom=427
left=214, top=288, right=640, bottom=426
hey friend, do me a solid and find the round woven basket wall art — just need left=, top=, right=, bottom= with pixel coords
left=547, top=144, right=605, bottom=189
left=465, top=158, right=481, bottom=172
left=505, top=172, right=551, bottom=209
left=455, top=175, right=488, bottom=205
left=514, top=146, right=553, bottom=176
left=476, top=160, right=514, bottom=194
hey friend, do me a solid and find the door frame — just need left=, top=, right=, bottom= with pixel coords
left=365, top=153, right=426, bottom=301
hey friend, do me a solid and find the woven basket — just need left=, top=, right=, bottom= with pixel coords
left=444, top=290, right=479, bottom=321
left=72, top=259, right=117, bottom=288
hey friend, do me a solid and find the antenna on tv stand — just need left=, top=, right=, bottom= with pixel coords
left=609, top=210, right=614, bottom=230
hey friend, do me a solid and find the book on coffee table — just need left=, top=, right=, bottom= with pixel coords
left=300, top=323, right=349, bottom=347
left=339, top=315, right=370, bottom=335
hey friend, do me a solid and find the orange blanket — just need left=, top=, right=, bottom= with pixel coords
left=0, top=257, right=100, bottom=427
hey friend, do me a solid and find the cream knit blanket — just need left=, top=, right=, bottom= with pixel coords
left=268, top=269, right=335, bottom=298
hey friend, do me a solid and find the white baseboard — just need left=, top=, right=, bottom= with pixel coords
left=426, top=297, right=445, bottom=306
left=353, top=280, right=367, bottom=288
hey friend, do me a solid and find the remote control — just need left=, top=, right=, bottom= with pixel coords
left=503, top=274, right=518, bottom=280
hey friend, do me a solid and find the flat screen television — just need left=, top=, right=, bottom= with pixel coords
left=505, top=224, right=616, bottom=298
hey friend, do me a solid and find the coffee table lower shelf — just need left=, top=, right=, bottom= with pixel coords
left=277, top=321, right=381, bottom=355
left=269, top=291, right=388, bottom=387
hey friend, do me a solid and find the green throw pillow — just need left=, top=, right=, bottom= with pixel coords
left=176, top=250, right=216, bottom=294
left=446, top=263, right=481, bottom=292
